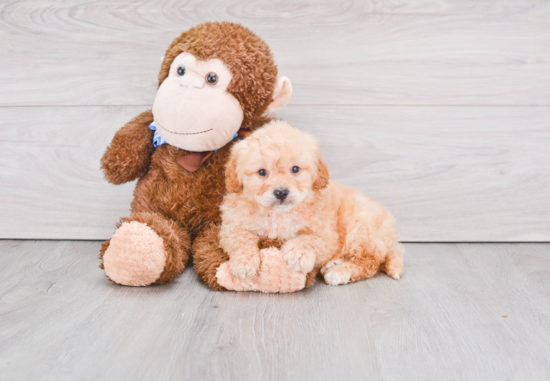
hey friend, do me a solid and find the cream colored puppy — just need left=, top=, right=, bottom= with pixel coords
left=219, top=120, right=404, bottom=286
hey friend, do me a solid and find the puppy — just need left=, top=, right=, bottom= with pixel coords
left=219, top=120, right=404, bottom=286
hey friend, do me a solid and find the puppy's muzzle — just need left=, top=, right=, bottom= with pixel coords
left=274, top=188, right=289, bottom=201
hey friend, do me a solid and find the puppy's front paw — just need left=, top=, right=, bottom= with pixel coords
left=229, top=253, right=261, bottom=279
left=282, top=243, right=316, bottom=274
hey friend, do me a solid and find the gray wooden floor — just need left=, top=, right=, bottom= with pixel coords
left=1, top=241, right=549, bottom=381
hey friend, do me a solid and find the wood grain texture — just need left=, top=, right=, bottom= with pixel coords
left=1, top=0, right=549, bottom=241
left=0, top=0, right=549, bottom=106
left=0, top=240, right=549, bottom=380
left=1, top=105, right=549, bottom=241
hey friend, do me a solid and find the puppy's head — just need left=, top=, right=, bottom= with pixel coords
left=225, top=120, right=329, bottom=211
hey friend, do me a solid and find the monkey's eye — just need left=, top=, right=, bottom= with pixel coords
left=206, top=72, right=218, bottom=85
left=177, top=65, right=186, bottom=76
left=292, top=166, right=300, bottom=174
left=258, top=169, right=267, bottom=177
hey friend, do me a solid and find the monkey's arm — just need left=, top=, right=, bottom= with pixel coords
left=101, top=110, right=155, bottom=185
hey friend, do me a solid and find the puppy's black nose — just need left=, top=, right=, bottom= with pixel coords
left=274, top=188, right=289, bottom=201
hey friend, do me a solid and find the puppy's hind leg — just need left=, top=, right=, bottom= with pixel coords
left=322, top=234, right=399, bottom=286
left=321, top=255, right=380, bottom=286
left=380, top=243, right=405, bottom=280
left=321, top=239, right=382, bottom=286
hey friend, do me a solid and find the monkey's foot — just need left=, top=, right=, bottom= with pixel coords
left=102, top=221, right=167, bottom=286
left=216, top=248, right=307, bottom=293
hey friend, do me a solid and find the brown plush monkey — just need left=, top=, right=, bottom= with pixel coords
left=99, top=22, right=292, bottom=288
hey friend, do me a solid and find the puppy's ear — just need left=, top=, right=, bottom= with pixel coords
left=313, top=158, right=330, bottom=191
left=225, top=155, right=243, bottom=194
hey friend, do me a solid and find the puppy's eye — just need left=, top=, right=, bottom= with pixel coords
left=291, top=166, right=300, bottom=174
left=258, top=169, right=267, bottom=177
left=177, top=65, right=186, bottom=76
left=206, top=72, right=218, bottom=85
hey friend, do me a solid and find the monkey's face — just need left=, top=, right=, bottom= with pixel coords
left=152, top=52, right=244, bottom=152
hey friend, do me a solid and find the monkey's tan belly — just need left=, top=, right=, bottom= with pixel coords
left=130, top=146, right=230, bottom=237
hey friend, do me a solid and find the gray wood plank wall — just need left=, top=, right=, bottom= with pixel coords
left=1, top=0, right=549, bottom=241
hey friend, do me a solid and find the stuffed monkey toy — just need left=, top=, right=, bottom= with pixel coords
left=99, top=22, right=295, bottom=289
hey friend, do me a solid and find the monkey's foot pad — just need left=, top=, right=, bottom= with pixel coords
left=216, top=248, right=306, bottom=293
left=103, top=221, right=167, bottom=286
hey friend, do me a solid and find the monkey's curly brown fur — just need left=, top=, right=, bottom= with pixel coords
left=159, top=22, right=277, bottom=130
left=100, top=22, right=279, bottom=287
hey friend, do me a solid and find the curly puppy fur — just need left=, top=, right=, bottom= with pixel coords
left=219, top=121, right=405, bottom=286
left=100, top=22, right=280, bottom=286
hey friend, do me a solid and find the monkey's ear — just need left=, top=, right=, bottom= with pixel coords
left=312, top=158, right=330, bottom=191
left=266, top=77, right=292, bottom=113
left=225, top=155, right=243, bottom=194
